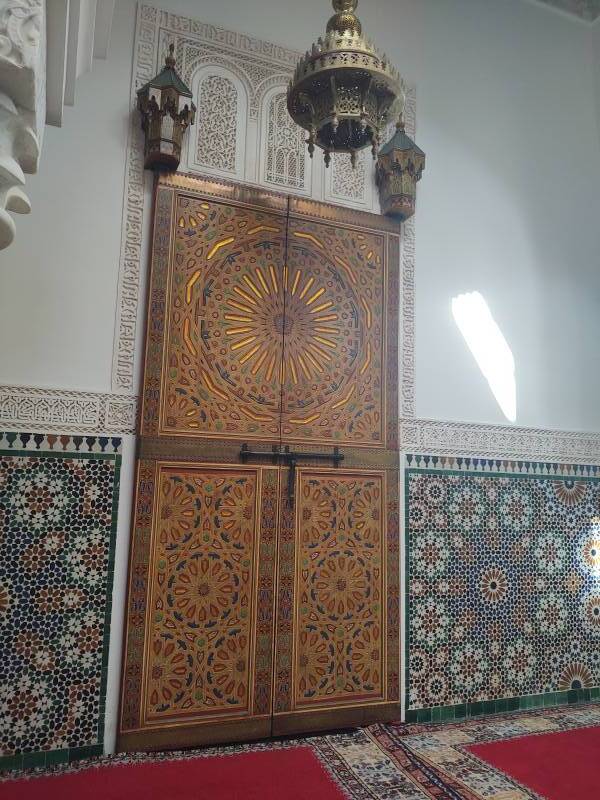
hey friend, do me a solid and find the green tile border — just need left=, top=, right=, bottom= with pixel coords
left=0, top=446, right=122, bottom=772
left=404, top=688, right=599, bottom=724
left=0, top=745, right=103, bottom=773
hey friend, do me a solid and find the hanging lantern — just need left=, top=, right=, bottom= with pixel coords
left=137, top=44, right=196, bottom=171
left=287, top=0, right=403, bottom=167
left=376, top=117, right=425, bottom=221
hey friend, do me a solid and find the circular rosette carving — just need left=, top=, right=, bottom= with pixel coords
left=157, top=475, right=199, bottom=547
left=299, top=477, right=380, bottom=550
left=312, top=551, right=376, bottom=618
left=169, top=199, right=387, bottom=444
left=349, top=624, right=381, bottom=689
left=168, top=555, right=244, bottom=625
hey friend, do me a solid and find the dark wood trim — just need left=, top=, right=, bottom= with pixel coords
left=158, top=171, right=288, bottom=215
left=137, top=436, right=399, bottom=470
left=158, top=170, right=402, bottom=233
left=117, top=716, right=272, bottom=754
left=289, top=196, right=401, bottom=234
left=272, top=702, right=400, bottom=737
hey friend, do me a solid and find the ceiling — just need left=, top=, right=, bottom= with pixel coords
left=537, top=0, right=600, bottom=21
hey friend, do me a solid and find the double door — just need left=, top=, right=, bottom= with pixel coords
left=118, top=173, right=401, bottom=751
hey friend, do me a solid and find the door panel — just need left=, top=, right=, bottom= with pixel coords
left=142, top=178, right=288, bottom=443
left=119, top=461, right=279, bottom=750
left=272, top=466, right=400, bottom=735
left=120, top=175, right=288, bottom=752
left=280, top=211, right=398, bottom=450
left=293, top=468, right=386, bottom=708
left=272, top=198, right=400, bottom=734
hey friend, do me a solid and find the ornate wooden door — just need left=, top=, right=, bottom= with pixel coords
left=272, top=199, right=401, bottom=734
left=118, top=176, right=288, bottom=751
left=118, top=174, right=400, bottom=751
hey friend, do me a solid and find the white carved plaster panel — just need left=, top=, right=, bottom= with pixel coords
left=188, top=66, right=247, bottom=179
left=400, top=418, right=600, bottom=464
left=262, top=87, right=308, bottom=192
left=0, top=385, right=137, bottom=434
left=324, top=149, right=372, bottom=210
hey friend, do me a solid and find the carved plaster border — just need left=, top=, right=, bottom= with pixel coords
left=400, top=417, right=600, bottom=465
left=0, top=385, right=137, bottom=435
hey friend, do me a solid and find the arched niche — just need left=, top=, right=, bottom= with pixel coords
left=185, top=65, right=249, bottom=180
left=258, top=84, right=314, bottom=197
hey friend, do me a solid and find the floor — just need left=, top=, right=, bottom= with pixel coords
left=2, top=703, right=599, bottom=799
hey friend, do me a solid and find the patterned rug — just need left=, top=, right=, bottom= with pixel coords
left=2, top=703, right=599, bottom=799
left=369, top=703, right=600, bottom=799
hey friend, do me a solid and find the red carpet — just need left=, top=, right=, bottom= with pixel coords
left=1, top=746, right=347, bottom=800
left=467, top=724, right=600, bottom=799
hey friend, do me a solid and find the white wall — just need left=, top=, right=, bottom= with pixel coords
left=414, top=0, right=600, bottom=430
left=594, top=17, right=600, bottom=143
left=1, top=0, right=599, bottom=432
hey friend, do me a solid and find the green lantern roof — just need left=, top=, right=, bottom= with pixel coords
left=379, top=121, right=425, bottom=157
left=137, top=44, right=193, bottom=99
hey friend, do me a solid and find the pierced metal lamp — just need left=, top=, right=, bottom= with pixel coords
left=376, top=115, right=425, bottom=221
left=287, top=0, right=403, bottom=167
left=137, top=44, right=196, bottom=171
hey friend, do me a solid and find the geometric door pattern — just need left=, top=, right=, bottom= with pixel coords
left=156, top=199, right=286, bottom=442
left=272, top=467, right=400, bottom=733
left=282, top=218, right=389, bottom=446
left=143, top=465, right=271, bottom=724
left=119, top=173, right=401, bottom=750
left=119, top=460, right=278, bottom=749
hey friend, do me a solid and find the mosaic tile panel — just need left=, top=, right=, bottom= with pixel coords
left=0, top=433, right=121, bottom=771
left=405, top=455, right=600, bottom=714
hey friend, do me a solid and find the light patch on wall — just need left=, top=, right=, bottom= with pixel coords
left=452, top=291, right=516, bottom=422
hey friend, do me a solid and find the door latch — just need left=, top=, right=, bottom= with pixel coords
left=239, top=443, right=343, bottom=502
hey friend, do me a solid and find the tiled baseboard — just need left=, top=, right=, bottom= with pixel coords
left=405, top=687, right=600, bottom=723
left=0, top=745, right=103, bottom=773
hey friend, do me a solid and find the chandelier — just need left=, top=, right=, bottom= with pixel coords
left=287, top=0, right=403, bottom=167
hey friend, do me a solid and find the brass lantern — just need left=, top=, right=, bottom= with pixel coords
left=376, top=117, right=425, bottom=221
left=137, top=44, right=196, bottom=171
left=287, top=0, right=403, bottom=167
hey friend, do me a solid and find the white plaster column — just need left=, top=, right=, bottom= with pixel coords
left=0, top=0, right=44, bottom=249
left=0, top=0, right=116, bottom=250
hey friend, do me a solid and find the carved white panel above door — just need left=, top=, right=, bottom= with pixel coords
left=114, top=5, right=417, bottom=399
